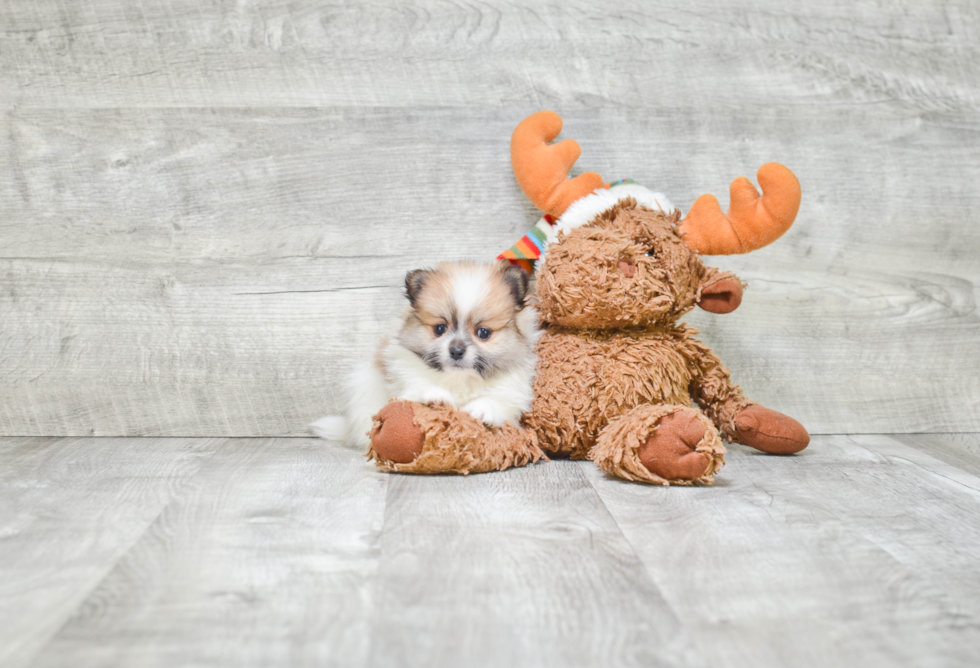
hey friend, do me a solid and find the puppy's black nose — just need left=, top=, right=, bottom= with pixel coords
left=449, top=344, right=466, bottom=361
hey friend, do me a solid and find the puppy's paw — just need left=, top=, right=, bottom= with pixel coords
left=462, top=398, right=510, bottom=428
left=400, top=386, right=456, bottom=407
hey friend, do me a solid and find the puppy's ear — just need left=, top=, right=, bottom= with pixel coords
left=501, top=264, right=530, bottom=308
left=404, top=269, right=431, bottom=307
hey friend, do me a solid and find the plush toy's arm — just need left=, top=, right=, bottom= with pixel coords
left=685, top=338, right=753, bottom=443
left=367, top=400, right=546, bottom=475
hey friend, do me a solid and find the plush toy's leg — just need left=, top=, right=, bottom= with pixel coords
left=687, top=339, right=809, bottom=454
left=367, top=400, right=546, bottom=475
left=589, top=404, right=725, bottom=486
left=733, top=405, right=809, bottom=455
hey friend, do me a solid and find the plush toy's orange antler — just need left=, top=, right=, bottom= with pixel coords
left=511, top=111, right=606, bottom=218
left=679, top=163, right=801, bottom=255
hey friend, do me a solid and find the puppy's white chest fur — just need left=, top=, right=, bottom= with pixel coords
left=381, top=335, right=535, bottom=422
left=383, top=338, right=501, bottom=405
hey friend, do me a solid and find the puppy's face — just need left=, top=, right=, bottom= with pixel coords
left=398, top=261, right=532, bottom=378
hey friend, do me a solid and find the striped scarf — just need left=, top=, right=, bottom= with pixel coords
left=497, top=214, right=555, bottom=273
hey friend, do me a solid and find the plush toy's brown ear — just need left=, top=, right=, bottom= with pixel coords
left=697, top=274, right=743, bottom=314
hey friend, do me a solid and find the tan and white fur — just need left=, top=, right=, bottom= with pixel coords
left=312, top=261, right=540, bottom=447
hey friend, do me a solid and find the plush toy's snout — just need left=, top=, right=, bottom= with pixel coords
left=617, top=256, right=636, bottom=277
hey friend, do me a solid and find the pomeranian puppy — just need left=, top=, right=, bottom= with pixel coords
left=312, top=261, right=540, bottom=447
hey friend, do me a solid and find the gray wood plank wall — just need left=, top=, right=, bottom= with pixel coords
left=1, top=0, right=978, bottom=436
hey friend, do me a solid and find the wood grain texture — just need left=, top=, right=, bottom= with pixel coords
left=27, top=438, right=388, bottom=668
left=0, top=436, right=222, bottom=668
left=584, top=434, right=980, bottom=667
left=892, top=433, right=980, bottom=478
left=368, top=461, right=692, bottom=668
left=0, top=258, right=402, bottom=436
left=2, top=107, right=978, bottom=435
left=1, top=1, right=978, bottom=110
left=1, top=1, right=979, bottom=436
left=4, top=433, right=980, bottom=666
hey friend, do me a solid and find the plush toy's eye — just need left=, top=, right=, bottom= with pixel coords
left=645, top=248, right=657, bottom=258
left=476, top=327, right=492, bottom=341
left=433, top=324, right=447, bottom=336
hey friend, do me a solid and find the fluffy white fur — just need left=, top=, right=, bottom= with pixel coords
left=312, top=267, right=541, bottom=448
left=550, top=184, right=674, bottom=244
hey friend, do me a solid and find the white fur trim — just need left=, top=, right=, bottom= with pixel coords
left=545, top=184, right=674, bottom=246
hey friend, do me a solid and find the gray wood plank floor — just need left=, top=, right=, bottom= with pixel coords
left=3, top=434, right=980, bottom=668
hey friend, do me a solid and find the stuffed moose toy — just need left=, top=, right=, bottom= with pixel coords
left=367, top=111, right=809, bottom=485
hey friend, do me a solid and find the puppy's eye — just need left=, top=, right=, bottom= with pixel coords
left=476, top=327, right=492, bottom=341
left=433, top=324, right=447, bottom=337
left=645, top=248, right=657, bottom=258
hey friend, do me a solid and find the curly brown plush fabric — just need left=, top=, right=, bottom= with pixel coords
left=526, top=323, right=749, bottom=459
left=522, top=202, right=807, bottom=484
left=590, top=404, right=725, bottom=486
left=536, top=206, right=704, bottom=328
left=367, top=401, right=546, bottom=475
